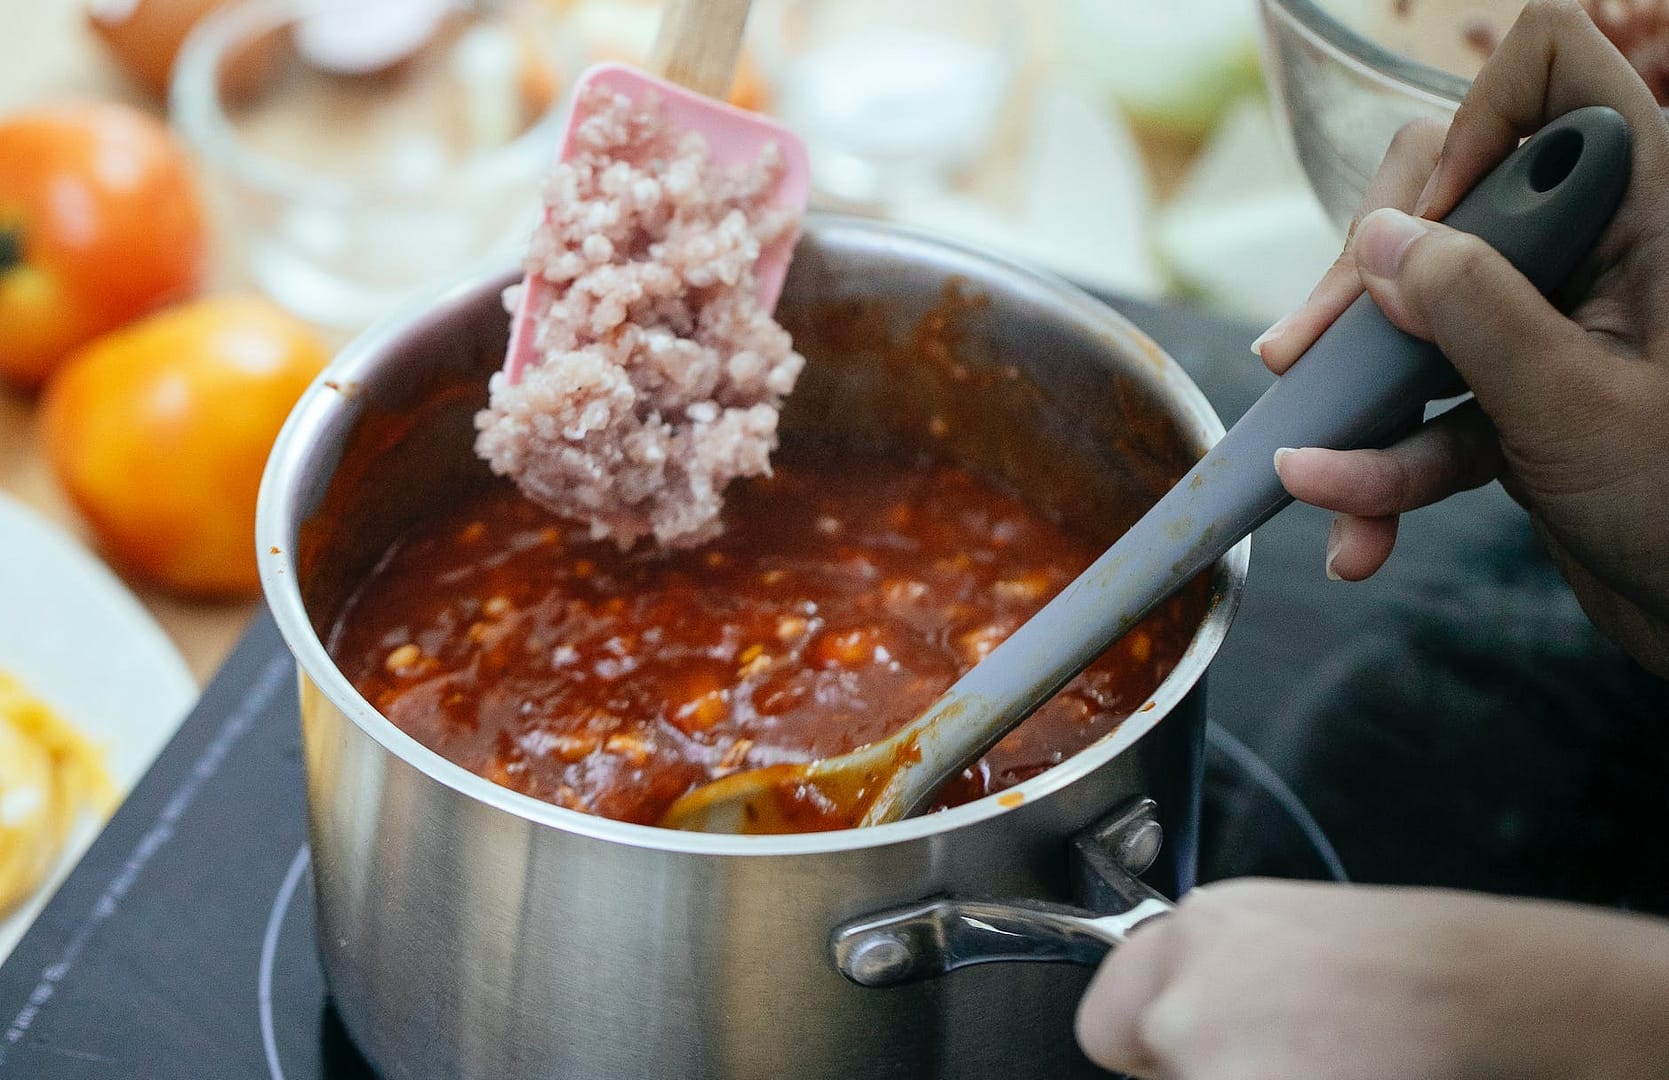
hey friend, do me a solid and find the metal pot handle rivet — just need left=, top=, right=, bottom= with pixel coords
left=831, top=798, right=1176, bottom=988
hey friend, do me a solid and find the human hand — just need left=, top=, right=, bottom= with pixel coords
left=1254, top=0, right=1669, bottom=676
left=1074, top=879, right=1669, bottom=1080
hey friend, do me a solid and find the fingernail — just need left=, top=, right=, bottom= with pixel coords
left=1324, top=517, right=1344, bottom=581
left=1250, top=309, right=1297, bottom=358
left=1354, top=208, right=1427, bottom=280
left=1413, top=161, right=1442, bottom=216
left=1273, top=447, right=1296, bottom=472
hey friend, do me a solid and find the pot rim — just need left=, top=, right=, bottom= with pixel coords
left=256, top=213, right=1250, bottom=858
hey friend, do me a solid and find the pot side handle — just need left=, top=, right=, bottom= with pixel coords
left=830, top=798, right=1175, bottom=988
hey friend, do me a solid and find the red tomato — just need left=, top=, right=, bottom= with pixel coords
left=0, top=102, right=207, bottom=390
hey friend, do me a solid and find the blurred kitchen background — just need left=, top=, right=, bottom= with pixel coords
left=8, top=0, right=1669, bottom=971
left=0, top=0, right=1344, bottom=335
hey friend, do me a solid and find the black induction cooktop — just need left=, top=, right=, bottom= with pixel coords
left=0, top=611, right=1346, bottom=1080
left=2, top=294, right=1663, bottom=1080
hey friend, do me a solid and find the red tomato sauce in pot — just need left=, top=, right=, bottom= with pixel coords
left=329, top=447, right=1203, bottom=828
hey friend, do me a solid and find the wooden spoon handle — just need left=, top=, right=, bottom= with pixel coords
left=647, top=0, right=753, bottom=100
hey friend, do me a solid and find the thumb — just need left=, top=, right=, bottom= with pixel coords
left=1349, top=206, right=1600, bottom=438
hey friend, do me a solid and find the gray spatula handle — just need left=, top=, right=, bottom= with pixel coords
left=897, top=107, right=1633, bottom=817
left=1123, top=105, right=1632, bottom=590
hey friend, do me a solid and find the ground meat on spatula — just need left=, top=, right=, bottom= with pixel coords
left=475, top=86, right=804, bottom=549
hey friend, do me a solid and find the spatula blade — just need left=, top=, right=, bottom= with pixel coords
left=503, top=62, right=811, bottom=384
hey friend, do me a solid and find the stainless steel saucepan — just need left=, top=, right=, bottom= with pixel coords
left=256, top=215, right=1248, bottom=1079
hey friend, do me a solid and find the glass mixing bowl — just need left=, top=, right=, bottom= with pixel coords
left=1258, top=0, right=1477, bottom=226
left=173, top=0, right=572, bottom=329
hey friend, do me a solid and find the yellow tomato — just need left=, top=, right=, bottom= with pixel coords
left=40, top=297, right=328, bottom=597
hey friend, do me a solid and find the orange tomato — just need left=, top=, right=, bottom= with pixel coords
left=40, top=296, right=328, bottom=597
left=88, top=0, right=282, bottom=104
left=88, top=0, right=224, bottom=99
left=0, top=102, right=206, bottom=390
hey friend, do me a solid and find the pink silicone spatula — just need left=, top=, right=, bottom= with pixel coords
left=503, top=0, right=812, bottom=384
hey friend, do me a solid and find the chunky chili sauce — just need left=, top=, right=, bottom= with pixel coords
left=330, top=449, right=1201, bottom=827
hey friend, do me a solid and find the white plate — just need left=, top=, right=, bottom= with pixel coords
left=0, top=492, right=198, bottom=962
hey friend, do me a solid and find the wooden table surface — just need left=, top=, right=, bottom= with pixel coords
left=0, top=0, right=1197, bottom=687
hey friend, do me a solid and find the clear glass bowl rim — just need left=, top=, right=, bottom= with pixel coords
left=169, top=0, right=571, bottom=207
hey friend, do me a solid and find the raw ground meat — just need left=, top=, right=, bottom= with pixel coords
left=475, top=85, right=804, bottom=549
